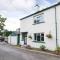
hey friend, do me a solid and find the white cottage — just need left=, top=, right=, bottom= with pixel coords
left=20, top=2, right=60, bottom=51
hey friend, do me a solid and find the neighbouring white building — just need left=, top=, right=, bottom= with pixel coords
left=8, top=29, right=20, bottom=45
left=8, top=32, right=18, bottom=45
left=20, top=2, right=60, bottom=51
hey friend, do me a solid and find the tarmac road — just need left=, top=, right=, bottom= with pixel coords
left=0, top=42, right=60, bottom=60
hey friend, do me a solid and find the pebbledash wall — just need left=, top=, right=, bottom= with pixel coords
left=20, top=3, right=60, bottom=51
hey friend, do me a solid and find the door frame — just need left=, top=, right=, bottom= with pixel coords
left=22, top=32, right=28, bottom=45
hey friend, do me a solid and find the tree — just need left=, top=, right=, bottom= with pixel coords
left=4, top=30, right=12, bottom=37
left=0, top=15, right=7, bottom=35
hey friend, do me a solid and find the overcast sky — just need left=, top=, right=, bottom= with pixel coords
left=0, top=0, right=60, bottom=31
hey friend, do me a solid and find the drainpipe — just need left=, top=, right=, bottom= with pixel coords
left=55, top=7, right=58, bottom=48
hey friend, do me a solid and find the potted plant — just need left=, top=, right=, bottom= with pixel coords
left=28, top=35, right=32, bottom=39
left=40, top=45, right=46, bottom=51
left=46, top=33, right=52, bottom=39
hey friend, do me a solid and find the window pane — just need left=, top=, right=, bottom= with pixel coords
left=41, top=33, right=44, bottom=36
left=40, top=16, right=44, bottom=22
left=41, top=33, right=44, bottom=41
left=34, top=20, right=36, bottom=23
left=37, top=16, right=40, bottom=20
left=41, top=37, right=44, bottom=41
left=37, top=33, right=40, bottom=41
left=34, top=33, right=36, bottom=40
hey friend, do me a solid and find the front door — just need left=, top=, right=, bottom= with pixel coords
left=22, top=32, right=27, bottom=45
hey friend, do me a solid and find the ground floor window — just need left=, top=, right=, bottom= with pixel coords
left=34, top=33, right=44, bottom=42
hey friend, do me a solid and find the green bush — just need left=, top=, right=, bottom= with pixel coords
left=56, top=47, right=60, bottom=51
left=55, top=47, right=60, bottom=55
left=40, top=45, right=46, bottom=51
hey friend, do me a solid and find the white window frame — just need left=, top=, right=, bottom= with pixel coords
left=34, top=33, right=44, bottom=42
left=33, top=13, right=44, bottom=24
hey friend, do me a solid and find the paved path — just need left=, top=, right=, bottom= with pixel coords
left=0, top=42, right=60, bottom=60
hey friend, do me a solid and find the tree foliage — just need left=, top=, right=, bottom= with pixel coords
left=0, top=15, right=7, bottom=35
left=4, top=30, right=12, bottom=37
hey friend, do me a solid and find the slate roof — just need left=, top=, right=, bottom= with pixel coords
left=20, top=2, right=60, bottom=20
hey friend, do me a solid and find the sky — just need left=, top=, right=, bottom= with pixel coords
left=0, top=0, right=60, bottom=31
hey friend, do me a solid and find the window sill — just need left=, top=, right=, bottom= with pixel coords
left=32, top=22, right=45, bottom=25
left=32, top=41, right=45, bottom=43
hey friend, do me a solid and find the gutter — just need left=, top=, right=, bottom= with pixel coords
left=55, top=6, right=58, bottom=48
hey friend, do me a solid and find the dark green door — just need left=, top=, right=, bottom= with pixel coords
left=17, top=34, right=20, bottom=45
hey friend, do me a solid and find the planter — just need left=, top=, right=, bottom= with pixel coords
left=46, top=33, right=52, bottom=39
left=28, top=35, right=32, bottom=39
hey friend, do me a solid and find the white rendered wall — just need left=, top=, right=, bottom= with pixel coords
left=8, top=36, right=17, bottom=45
left=20, top=5, right=60, bottom=51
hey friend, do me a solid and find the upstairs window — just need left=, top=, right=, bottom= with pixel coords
left=34, top=14, right=44, bottom=24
